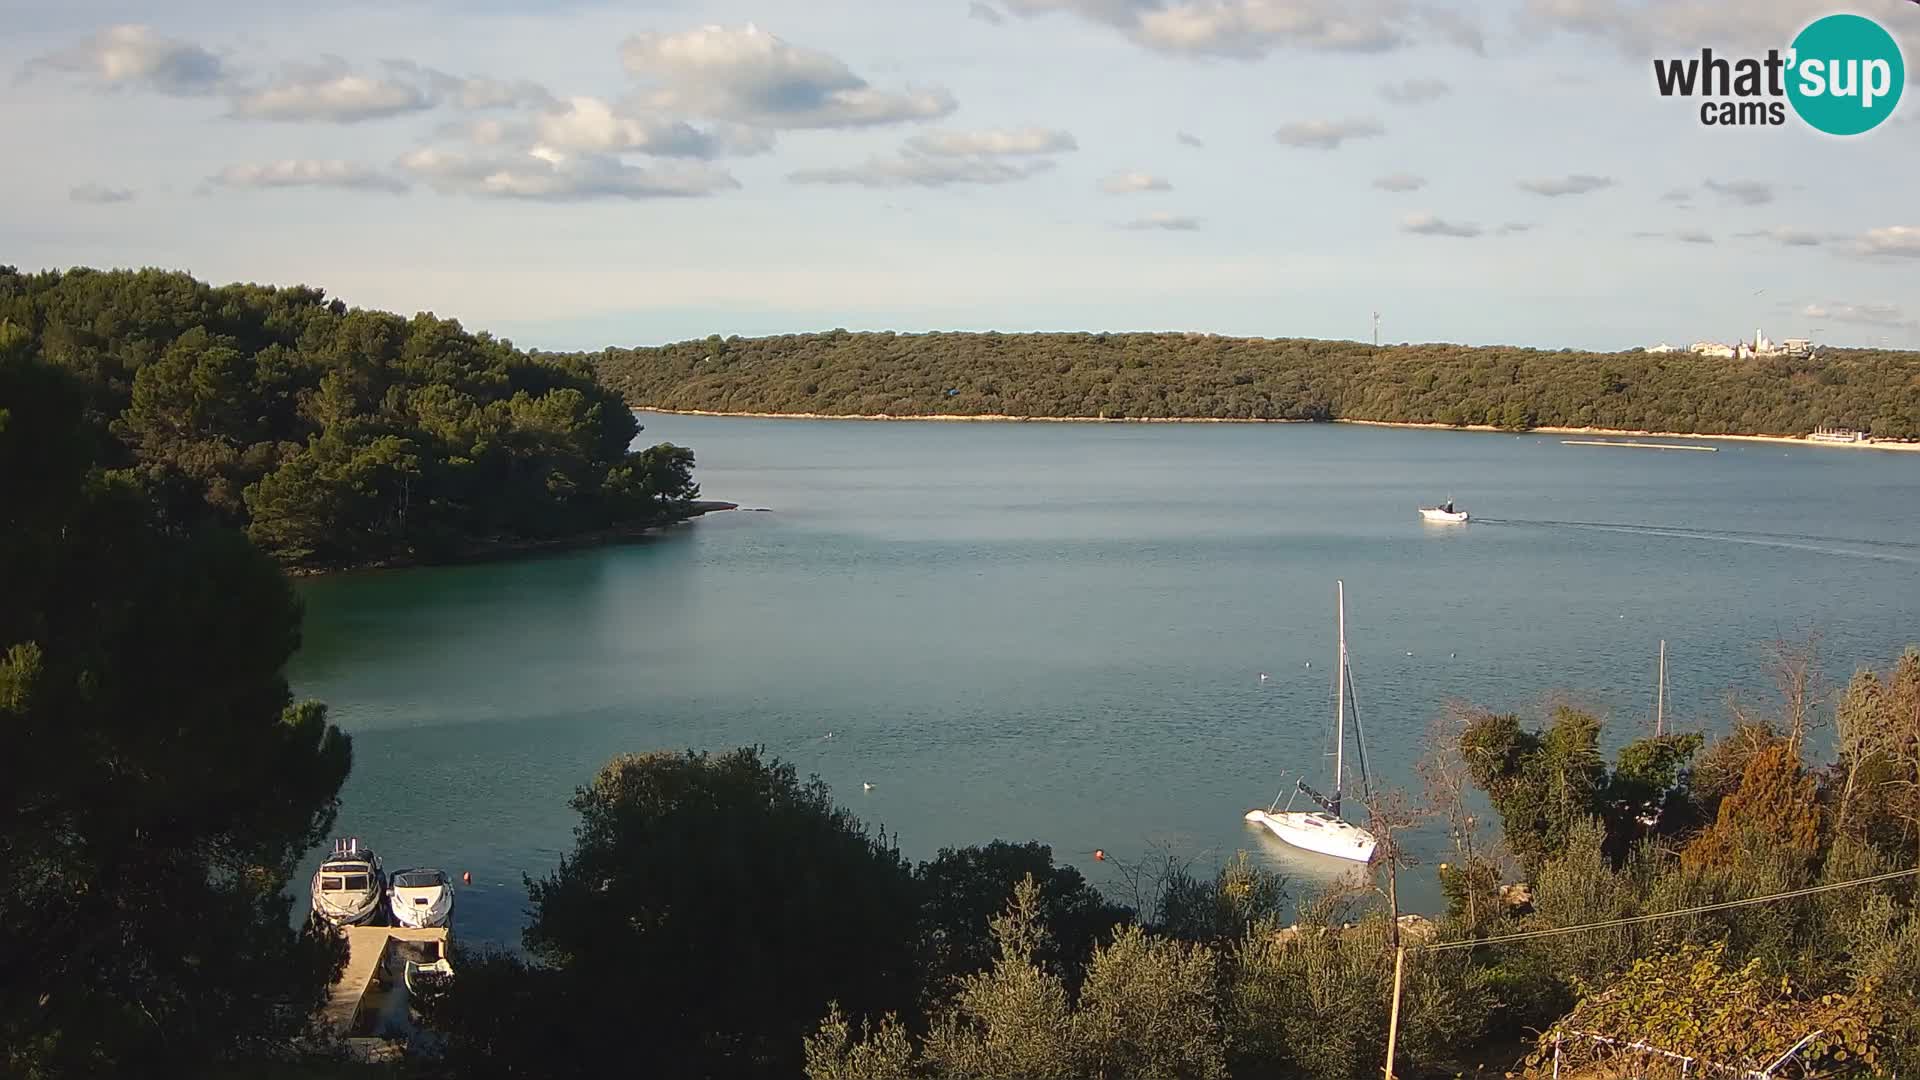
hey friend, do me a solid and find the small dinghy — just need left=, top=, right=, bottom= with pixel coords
left=311, top=838, right=386, bottom=926
left=405, top=957, right=456, bottom=998
left=388, top=868, right=455, bottom=929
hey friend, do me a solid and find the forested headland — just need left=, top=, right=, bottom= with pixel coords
left=594, top=331, right=1920, bottom=439
left=0, top=267, right=699, bottom=572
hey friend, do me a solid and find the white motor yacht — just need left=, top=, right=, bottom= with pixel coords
left=388, top=868, right=455, bottom=929
left=311, top=838, right=386, bottom=926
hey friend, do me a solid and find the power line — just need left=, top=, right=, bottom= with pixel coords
left=1421, top=866, right=1920, bottom=953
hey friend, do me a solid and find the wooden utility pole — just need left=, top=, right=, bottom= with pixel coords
left=1384, top=946, right=1406, bottom=1080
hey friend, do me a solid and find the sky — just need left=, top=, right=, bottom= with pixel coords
left=2, top=0, right=1917, bottom=352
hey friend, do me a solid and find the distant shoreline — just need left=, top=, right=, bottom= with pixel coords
left=637, top=409, right=1920, bottom=453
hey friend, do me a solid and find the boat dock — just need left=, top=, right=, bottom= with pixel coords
left=323, top=926, right=452, bottom=1037
left=1561, top=439, right=1718, bottom=452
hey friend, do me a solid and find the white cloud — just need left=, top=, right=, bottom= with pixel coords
left=31, top=24, right=230, bottom=97
left=1850, top=225, right=1920, bottom=258
left=1674, top=229, right=1714, bottom=244
left=1659, top=187, right=1693, bottom=203
left=620, top=24, right=957, bottom=129
left=1099, top=171, right=1173, bottom=193
left=447, top=77, right=554, bottom=112
left=1372, top=171, right=1426, bottom=192
left=969, top=2, right=1009, bottom=24
left=1520, top=0, right=1842, bottom=56
left=905, top=128, right=1078, bottom=156
left=1272, top=117, right=1384, bottom=149
left=399, top=146, right=738, bottom=200
left=1380, top=77, right=1450, bottom=104
left=1517, top=173, right=1615, bottom=196
left=1734, top=227, right=1825, bottom=247
left=70, top=184, right=137, bottom=205
left=1121, top=211, right=1201, bottom=230
left=1177, top=130, right=1205, bottom=147
left=788, top=153, right=1056, bottom=188
left=1003, top=0, right=1485, bottom=58
left=1802, top=302, right=1916, bottom=329
left=1402, top=212, right=1481, bottom=237
left=231, top=61, right=434, bottom=123
left=1495, top=222, right=1536, bottom=235
left=211, top=159, right=408, bottom=194
left=1704, top=178, right=1773, bottom=206
left=532, top=96, right=769, bottom=159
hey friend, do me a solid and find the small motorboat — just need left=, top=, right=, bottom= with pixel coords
left=311, top=838, right=386, bottom=926
left=388, top=868, right=455, bottom=929
left=1418, top=499, right=1469, bottom=523
left=405, top=957, right=455, bottom=995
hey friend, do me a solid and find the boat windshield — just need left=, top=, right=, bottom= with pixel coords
left=393, top=871, right=446, bottom=889
left=341, top=874, right=371, bottom=892
left=320, top=876, right=344, bottom=891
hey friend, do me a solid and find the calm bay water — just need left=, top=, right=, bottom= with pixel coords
left=289, top=416, right=1920, bottom=944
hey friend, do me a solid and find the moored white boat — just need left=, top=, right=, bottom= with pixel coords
left=404, top=957, right=456, bottom=997
left=1418, top=500, right=1468, bottom=523
left=311, top=838, right=386, bottom=926
left=1243, top=581, right=1380, bottom=864
left=388, top=868, right=455, bottom=929
left=1244, top=808, right=1378, bottom=861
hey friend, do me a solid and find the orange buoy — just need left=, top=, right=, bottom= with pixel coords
left=1093, top=849, right=1106, bottom=862
left=462, top=871, right=472, bottom=885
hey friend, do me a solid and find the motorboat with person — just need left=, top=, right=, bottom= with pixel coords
left=310, top=837, right=386, bottom=926
left=1418, top=498, right=1469, bottom=523
left=387, top=868, right=455, bottom=929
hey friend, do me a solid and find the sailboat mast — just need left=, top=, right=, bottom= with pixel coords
left=1333, top=580, right=1346, bottom=812
left=1656, top=640, right=1667, bottom=736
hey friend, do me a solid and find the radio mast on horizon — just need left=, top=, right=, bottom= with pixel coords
left=1372, top=311, right=1380, bottom=350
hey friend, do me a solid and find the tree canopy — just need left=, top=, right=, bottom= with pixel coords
left=0, top=266, right=699, bottom=570
left=596, top=330, right=1920, bottom=439
left=0, top=334, right=353, bottom=1075
left=436, top=748, right=925, bottom=1079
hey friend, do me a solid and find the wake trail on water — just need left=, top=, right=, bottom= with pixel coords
left=1474, top=518, right=1920, bottom=564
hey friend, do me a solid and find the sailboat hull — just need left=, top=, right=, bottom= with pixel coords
left=1245, top=810, right=1377, bottom=863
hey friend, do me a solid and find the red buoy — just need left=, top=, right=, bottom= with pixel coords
left=1093, top=849, right=1106, bottom=862
left=462, top=871, right=472, bottom=885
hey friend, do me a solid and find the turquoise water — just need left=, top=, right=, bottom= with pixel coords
left=289, top=416, right=1920, bottom=944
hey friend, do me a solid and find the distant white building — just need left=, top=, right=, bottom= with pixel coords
left=1668, top=329, right=1817, bottom=360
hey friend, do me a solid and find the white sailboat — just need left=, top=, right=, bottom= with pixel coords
left=1244, top=581, right=1380, bottom=863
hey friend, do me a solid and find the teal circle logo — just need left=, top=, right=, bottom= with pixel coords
left=1787, top=14, right=1905, bottom=135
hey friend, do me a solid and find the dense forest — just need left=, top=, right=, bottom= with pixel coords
left=3, top=322, right=354, bottom=1076
left=0, top=267, right=699, bottom=571
left=594, top=331, right=1920, bottom=439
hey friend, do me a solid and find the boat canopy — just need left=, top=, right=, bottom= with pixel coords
left=392, top=869, right=449, bottom=889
